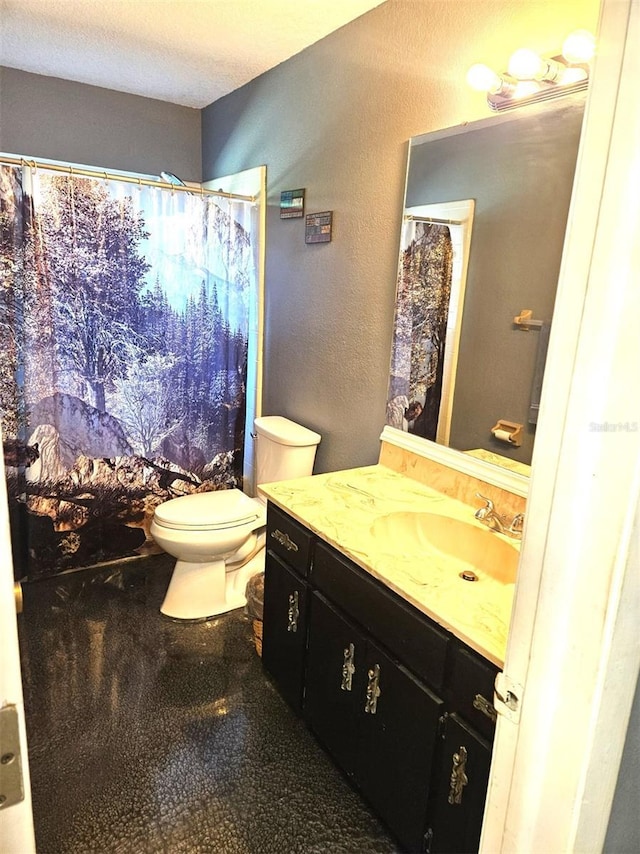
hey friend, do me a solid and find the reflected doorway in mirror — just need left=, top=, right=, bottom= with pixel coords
left=386, top=200, right=474, bottom=446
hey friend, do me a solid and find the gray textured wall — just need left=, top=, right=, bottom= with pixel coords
left=604, top=673, right=640, bottom=853
left=0, top=67, right=201, bottom=181
left=406, top=100, right=584, bottom=464
left=200, top=1, right=510, bottom=472
left=200, top=0, right=597, bottom=474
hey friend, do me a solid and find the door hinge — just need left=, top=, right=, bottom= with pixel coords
left=438, top=712, right=449, bottom=738
left=423, top=826, right=434, bottom=854
left=14, top=582, right=23, bottom=615
left=494, top=672, right=523, bottom=723
left=287, top=590, right=299, bottom=632
left=0, top=705, right=25, bottom=809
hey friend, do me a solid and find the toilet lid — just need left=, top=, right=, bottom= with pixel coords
left=154, top=489, right=262, bottom=531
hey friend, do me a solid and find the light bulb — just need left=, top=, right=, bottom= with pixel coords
left=508, top=48, right=545, bottom=80
left=466, top=63, right=503, bottom=94
left=559, top=66, right=589, bottom=85
left=508, top=47, right=563, bottom=82
left=562, top=30, right=595, bottom=63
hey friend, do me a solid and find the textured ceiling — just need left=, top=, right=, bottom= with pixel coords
left=0, top=0, right=386, bottom=108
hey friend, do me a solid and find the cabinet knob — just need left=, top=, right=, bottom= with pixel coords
left=364, top=664, right=381, bottom=714
left=287, top=590, right=299, bottom=632
left=341, top=643, right=356, bottom=691
left=448, top=745, right=469, bottom=805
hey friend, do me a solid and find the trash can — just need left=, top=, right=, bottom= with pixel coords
left=245, top=572, right=264, bottom=657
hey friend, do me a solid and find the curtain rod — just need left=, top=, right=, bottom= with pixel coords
left=0, top=155, right=256, bottom=203
left=404, top=214, right=463, bottom=226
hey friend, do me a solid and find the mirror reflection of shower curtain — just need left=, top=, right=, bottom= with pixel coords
left=386, top=220, right=453, bottom=441
left=0, top=164, right=258, bottom=580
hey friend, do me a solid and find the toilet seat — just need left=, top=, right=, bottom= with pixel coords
left=153, top=489, right=261, bottom=532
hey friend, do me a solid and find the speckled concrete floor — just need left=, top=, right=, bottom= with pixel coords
left=18, top=556, right=401, bottom=854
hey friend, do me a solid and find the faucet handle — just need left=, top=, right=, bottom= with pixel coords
left=508, top=513, right=525, bottom=536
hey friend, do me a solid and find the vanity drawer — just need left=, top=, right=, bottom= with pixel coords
left=312, top=540, right=450, bottom=690
left=448, top=644, right=499, bottom=742
left=266, top=504, right=314, bottom=577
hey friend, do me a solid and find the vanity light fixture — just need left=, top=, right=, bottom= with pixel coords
left=467, top=29, right=595, bottom=112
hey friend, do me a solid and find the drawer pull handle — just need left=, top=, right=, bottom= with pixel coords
left=448, top=745, right=469, bottom=805
left=364, top=664, right=381, bottom=714
left=271, top=529, right=299, bottom=552
left=287, top=591, right=299, bottom=632
left=473, top=693, right=498, bottom=724
left=341, top=643, right=356, bottom=691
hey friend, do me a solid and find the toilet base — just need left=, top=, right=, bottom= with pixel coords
left=160, top=550, right=265, bottom=621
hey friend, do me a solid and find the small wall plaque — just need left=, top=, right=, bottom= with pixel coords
left=280, top=188, right=305, bottom=219
left=305, top=210, right=333, bottom=244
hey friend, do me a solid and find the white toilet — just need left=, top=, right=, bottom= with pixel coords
left=150, top=416, right=321, bottom=620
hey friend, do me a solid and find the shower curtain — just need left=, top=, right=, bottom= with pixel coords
left=386, top=220, right=453, bottom=440
left=0, top=164, right=258, bottom=580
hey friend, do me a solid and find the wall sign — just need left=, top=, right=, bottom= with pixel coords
left=280, top=188, right=305, bottom=218
left=305, top=210, right=333, bottom=244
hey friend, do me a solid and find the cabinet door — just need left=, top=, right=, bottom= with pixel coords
left=425, top=713, right=493, bottom=854
left=357, top=640, right=444, bottom=854
left=262, top=551, right=308, bottom=713
left=304, top=591, right=366, bottom=777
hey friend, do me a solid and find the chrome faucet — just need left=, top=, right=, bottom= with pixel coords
left=474, top=494, right=524, bottom=539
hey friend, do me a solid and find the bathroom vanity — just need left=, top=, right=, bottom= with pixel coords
left=260, top=465, right=519, bottom=853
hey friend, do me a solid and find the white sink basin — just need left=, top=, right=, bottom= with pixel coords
left=370, top=511, right=519, bottom=584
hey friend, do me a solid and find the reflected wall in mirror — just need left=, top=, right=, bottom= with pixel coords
left=386, top=95, right=585, bottom=468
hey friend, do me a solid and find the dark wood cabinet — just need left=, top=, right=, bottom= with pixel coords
left=261, top=503, right=317, bottom=712
left=304, top=592, right=365, bottom=774
left=261, top=550, right=309, bottom=713
left=261, top=502, right=500, bottom=853
left=356, top=638, right=443, bottom=853
left=425, top=714, right=493, bottom=854
left=304, top=591, right=444, bottom=853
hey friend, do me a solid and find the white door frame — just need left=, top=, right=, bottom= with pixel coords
left=482, top=0, right=640, bottom=850
left=0, top=440, right=36, bottom=852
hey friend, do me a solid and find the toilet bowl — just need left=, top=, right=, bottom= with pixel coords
left=150, top=489, right=266, bottom=620
left=151, top=415, right=321, bottom=621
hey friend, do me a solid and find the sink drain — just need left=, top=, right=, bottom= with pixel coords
left=459, top=570, right=478, bottom=582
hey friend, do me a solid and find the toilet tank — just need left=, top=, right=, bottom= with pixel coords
left=254, top=416, right=321, bottom=487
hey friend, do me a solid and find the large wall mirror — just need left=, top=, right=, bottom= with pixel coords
left=386, top=95, right=586, bottom=471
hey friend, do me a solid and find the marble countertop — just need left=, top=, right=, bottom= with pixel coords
left=260, top=464, right=519, bottom=667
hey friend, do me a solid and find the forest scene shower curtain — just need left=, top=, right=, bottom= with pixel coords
left=386, top=220, right=453, bottom=440
left=0, top=165, right=257, bottom=580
